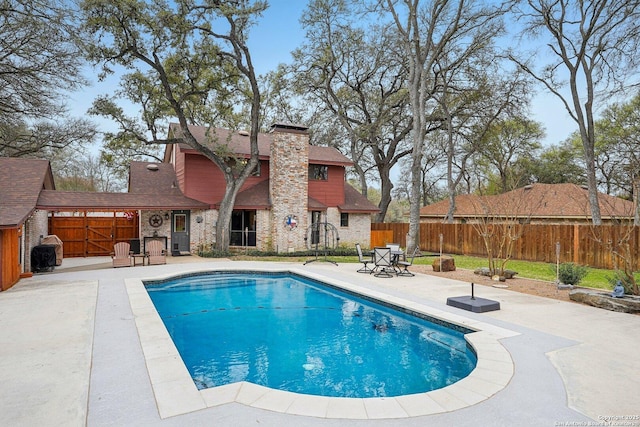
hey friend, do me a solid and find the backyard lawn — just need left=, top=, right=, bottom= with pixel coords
left=231, top=252, right=614, bottom=290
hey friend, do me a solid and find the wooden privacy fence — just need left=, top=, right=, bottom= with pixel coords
left=371, top=222, right=640, bottom=270
left=48, top=211, right=139, bottom=257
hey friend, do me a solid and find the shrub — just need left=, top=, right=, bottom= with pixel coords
left=556, top=262, right=589, bottom=286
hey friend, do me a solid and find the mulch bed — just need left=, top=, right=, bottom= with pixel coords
left=411, top=265, right=574, bottom=302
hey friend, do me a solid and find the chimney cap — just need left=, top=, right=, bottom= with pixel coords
left=270, top=122, right=308, bottom=133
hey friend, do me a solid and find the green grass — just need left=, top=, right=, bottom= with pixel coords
left=413, top=254, right=613, bottom=290
left=231, top=252, right=614, bottom=290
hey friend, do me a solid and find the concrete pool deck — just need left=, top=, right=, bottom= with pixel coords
left=1, top=256, right=639, bottom=426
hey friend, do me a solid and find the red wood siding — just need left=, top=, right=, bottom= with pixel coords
left=308, top=165, right=345, bottom=207
left=183, top=154, right=270, bottom=204
left=174, top=144, right=186, bottom=193
left=0, top=228, right=20, bottom=291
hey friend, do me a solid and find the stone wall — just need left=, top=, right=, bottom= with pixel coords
left=189, top=209, right=215, bottom=253
left=25, top=210, right=50, bottom=272
left=139, top=209, right=220, bottom=255
left=332, top=211, right=372, bottom=249
left=255, top=209, right=272, bottom=251
left=269, top=125, right=309, bottom=253
left=140, top=210, right=172, bottom=250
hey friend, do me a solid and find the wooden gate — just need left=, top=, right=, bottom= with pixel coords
left=48, top=211, right=139, bottom=257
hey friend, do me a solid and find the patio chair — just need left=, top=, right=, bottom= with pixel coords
left=146, top=240, right=167, bottom=265
left=386, top=243, right=403, bottom=271
left=372, top=247, right=394, bottom=278
left=111, top=242, right=132, bottom=268
left=397, top=246, right=420, bottom=277
left=386, top=243, right=400, bottom=251
left=355, top=243, right=373, bottom=273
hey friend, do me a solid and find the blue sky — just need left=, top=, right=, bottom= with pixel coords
left=71, top=0, right=576, bottom=151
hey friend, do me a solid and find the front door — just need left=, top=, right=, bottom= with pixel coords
left=171, top=210, right=190, bottom=255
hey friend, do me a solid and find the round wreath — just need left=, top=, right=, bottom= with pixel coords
left=149, top=214, right=163, bottom=227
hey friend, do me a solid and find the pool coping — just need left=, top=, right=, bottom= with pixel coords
left=125, top=266, right=519, bottom=420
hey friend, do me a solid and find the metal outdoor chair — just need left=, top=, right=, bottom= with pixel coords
left=396, top=246, right=420, bottom=277
left=111, top=242, right=132, bottom=268
left=386, top=243, right=400, bottom=252
left=355, top=243, right=373, bottom=273
left=372, top=247, right=394, bottom=278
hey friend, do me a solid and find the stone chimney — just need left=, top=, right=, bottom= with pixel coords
left=269, top=123, right=309, bottom=253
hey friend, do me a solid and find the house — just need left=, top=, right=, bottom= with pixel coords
left=0, top=156, right=209, bottom=290
left=0, top=158, right=55, bottom=290
left=40, top=162, right=209, bottom=256
left=0, top=122, right=377, bottom=290
left=163, top=122, right=379, bottom=253
left=419, top=183, right=636, bottom=224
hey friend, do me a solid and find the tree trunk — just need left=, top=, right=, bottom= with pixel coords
left=375, top=165, right=394, bottom=222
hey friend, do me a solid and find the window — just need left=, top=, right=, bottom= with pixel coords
left=230, top=210, right=257, bottom=246
left=309, top=165, right=328, bottom=180
left=340, top=213, right=349, bottom=227
left=173, top=214, right=187, bottom=232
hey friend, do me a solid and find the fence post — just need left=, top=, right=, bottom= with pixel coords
left=573, top=224, right=580, bottom=264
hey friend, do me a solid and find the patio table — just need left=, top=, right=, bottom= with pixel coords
left=370, top=249, right=404, bottom=274
left=132, top=253, right=148, bottom=266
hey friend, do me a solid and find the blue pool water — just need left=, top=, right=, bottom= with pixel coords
left=145, top=271, right=477, bottom=398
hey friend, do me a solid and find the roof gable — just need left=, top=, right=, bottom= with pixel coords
left=0, top=157, right=54, bottom=228
left=339, top=184, right=380, bottom=213
left=128, top=161, right=183, bottom=194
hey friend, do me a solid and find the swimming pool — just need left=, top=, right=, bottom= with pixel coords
left=144, top=271, right=477, bottom=398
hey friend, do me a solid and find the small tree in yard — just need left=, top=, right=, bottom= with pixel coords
left=469, top=188, right=542, bottom=278
left=589, top=199, right=640, bottom=295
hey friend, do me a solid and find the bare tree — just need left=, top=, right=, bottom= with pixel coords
left=594, top=92, right=640, bottom=222
left=511, top=0, right=640, bottom=225
left=52, top=152, right=122, bottom=192
left=476, top=117, right=545, bottom=193
left=0, top=118, right=97, bottom=158
left=470, top=188, right=543, bottom=278
left=0, top=0, right=86, bottom=123
left=380, top=0, right=511, bottom=251
left=588, top=198, right=639, bottom=295
left=291, top=0, right=413, bottom=222
left=0, top=0, right=97, bottom=157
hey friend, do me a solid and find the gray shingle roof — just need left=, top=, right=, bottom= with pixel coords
left=0, top=157, right=54, bottom=228
left=339, top=184, right=380, bottom=213
left=37, top=161, right=208, bottom=211
left=128, top=161, right=184, bottom=194
left=36, top=190, right=208, bottom=210
left=167, top=123, right=353, bottom=166
left=230, top=180, right=378, bottom=213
